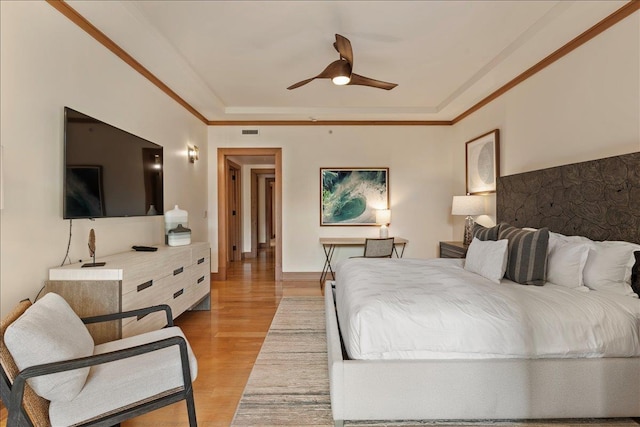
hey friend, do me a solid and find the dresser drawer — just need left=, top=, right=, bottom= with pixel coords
left=191, top=243, right=210, bottom=266
left=122, top=310, right=168, bottom=338
left=122, top=270, right=190, bottom=312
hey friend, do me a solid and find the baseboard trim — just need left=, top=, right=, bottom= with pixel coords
left=211, top=269, right=226, bottom=281
left=281, top=272, right=321, bottom=282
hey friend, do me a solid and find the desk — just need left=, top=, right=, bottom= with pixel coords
left=319, top=237, right=408, bottom=284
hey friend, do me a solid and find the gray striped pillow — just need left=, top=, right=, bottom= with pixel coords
left=473, top=224, right=501, bottom=241
left=498, top=224, right=549, bottom=285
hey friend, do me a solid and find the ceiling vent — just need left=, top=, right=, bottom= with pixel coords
left=241, top=129, right=259, bottom=135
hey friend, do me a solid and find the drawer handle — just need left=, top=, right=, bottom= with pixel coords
left=173, top=267, right=184, bottom=276
left=197, top=276, right=205, bottom=284
left=197, top=257, right=205, bottom=264
left=137, top=280, right=153, bottom=292
left=173, top=289, right=184, bottom=299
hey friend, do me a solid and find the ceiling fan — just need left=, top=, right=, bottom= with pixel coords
left=287, top=34, right=398, bottom=91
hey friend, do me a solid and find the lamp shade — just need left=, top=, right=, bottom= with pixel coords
left=451, top=195, right=485, bottom=216
left=375, top=209, right=391, bottom=225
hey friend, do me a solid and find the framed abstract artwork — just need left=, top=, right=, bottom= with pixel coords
left=320, top=168, right=389, bottom=226
left=465, top=129, right=500, bottom=195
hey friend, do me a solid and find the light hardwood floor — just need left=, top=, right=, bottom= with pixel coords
left=0, top=247, right=321, bottom=426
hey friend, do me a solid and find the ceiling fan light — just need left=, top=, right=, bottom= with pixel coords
left=332, top=75, right=351, bottom=85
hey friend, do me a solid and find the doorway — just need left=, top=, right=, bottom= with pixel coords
left=250, top=168, right=276, bottom=258
left=217, top=148, right=282, bottom=281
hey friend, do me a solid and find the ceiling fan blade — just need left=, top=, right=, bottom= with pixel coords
left=287, top=60, right=351, bottom=90
left=333, top=34, right=353, bottom=66
left=287, top=77, right=316, bottom=90
left=348, top=73, right=398, bottom=90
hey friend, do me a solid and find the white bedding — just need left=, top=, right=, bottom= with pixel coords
left=335, top=258, right=640, bottom=360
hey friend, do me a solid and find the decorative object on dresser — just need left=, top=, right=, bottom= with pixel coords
left=375, top=209, right=391, bottom=238
left=168, top=224, right=192, bottom=247
left=45, top=242, right=210, bottom=344
left=82, top=228, right=106, bottom=268
left=320, top=168, right=389, bottom=226
left=465, top=129, right=500, bottom=195
left=439, top=241, right=468, bottom=258
left=165, top=205, right=189, bottom=245
left=451, top=195, right=485, bottom=245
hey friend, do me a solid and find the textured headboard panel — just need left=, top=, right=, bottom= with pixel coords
left=497, top=151, right=640, bottom=244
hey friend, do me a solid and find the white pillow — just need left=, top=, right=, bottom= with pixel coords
left=582, top=241, right=640, bottom=296
left=549, top=233, right=639, bottom=296
left=546, top=237, right=590, bottom=290
left=464, top=237, right=508, bottom=284
left=4, top=293, right=95, bottom=401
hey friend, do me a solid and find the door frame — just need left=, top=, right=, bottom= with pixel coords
left=217, top=147, right=282, bottom=281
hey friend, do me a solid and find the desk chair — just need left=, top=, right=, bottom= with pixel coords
left=361, top=238, right=395, bottom=258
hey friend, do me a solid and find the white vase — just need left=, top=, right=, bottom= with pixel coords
left=165, top=205, right=188, bottom=243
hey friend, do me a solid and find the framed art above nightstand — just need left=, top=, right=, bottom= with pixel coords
left=439, top=241, right=468, bottom=258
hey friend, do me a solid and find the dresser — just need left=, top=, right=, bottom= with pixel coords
left=45, top=242, right=210, bottom=344
left=439, top=241, right=468, bottom=258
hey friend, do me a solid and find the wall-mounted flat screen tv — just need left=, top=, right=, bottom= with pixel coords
left=64, top=107, right=164, bottom=219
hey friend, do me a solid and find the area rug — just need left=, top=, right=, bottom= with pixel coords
left=231, top=296, right=639, bottom=427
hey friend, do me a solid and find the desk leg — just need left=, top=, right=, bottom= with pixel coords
left=393, top=243, right=406, bottom=258
left=320, top=244, right=336, bottom=286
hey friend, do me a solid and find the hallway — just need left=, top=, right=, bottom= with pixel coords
left=125, top=248, right=320, bottom=426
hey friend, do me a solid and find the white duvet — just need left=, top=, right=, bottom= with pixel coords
left=335, top=258, right=640, bottom=360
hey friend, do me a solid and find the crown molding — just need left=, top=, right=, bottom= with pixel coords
left=48, top=0, right=638, bottom=127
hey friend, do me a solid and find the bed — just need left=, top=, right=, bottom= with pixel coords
left=325, top=152, right=640, bottom=426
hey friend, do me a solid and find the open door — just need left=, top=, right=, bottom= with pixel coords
left=226, top=159, right=242, bottom=262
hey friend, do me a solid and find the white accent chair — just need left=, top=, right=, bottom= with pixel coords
left=0, top=293, right=198, bottom=426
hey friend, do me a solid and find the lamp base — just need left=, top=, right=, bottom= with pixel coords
left=379, top=225, right=389, bottom=238
left=463, top=216, right=475, bottom=246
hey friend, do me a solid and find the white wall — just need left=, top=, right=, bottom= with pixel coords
left=451, top=12, right=640, bottom=236
left=0, top=2, right=208, bottom=316
left=208, top=126, right=454, bottom=273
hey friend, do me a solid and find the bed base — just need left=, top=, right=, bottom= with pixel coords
left=325, top=284, right=640, bottom=427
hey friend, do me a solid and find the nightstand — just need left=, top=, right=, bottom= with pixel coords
left=439, top=241, right=468, bottom=258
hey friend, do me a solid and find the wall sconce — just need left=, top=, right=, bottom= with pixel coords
left=375, top=209, right=391, bottom=238
left=188, top=145, right=199, bottom=163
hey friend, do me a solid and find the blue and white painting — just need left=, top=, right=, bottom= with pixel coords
left=321, top=168, right=388, bottom=225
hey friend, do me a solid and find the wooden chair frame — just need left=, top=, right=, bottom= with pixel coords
left=1, top=303, right=197, bottom=427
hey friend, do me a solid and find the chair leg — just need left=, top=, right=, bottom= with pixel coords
left=186, top=391, right=197, bottom=426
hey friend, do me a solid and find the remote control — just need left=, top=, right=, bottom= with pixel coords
left=132, top=245, right=158, bottom=252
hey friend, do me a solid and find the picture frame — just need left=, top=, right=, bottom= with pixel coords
left=320, top=168, right=389, bottom=226
left=465, top=129, right=500, bottom=195
left=65, top=165, right=106, bottom=218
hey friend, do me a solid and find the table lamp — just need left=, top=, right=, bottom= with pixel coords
left=376, top=209, right=391, bottom=238
left=451, top=195, right=485, bottom=245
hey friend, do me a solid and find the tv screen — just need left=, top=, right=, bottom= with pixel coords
left=64, top=107, right=164, bottom=219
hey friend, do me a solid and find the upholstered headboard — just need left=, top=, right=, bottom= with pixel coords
left=497, top=151, right=640, bottom=244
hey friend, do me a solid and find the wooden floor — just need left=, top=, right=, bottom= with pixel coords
left=0, top=248, right=321, bottom=426
left=124, top=248, right=320, bottom=426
